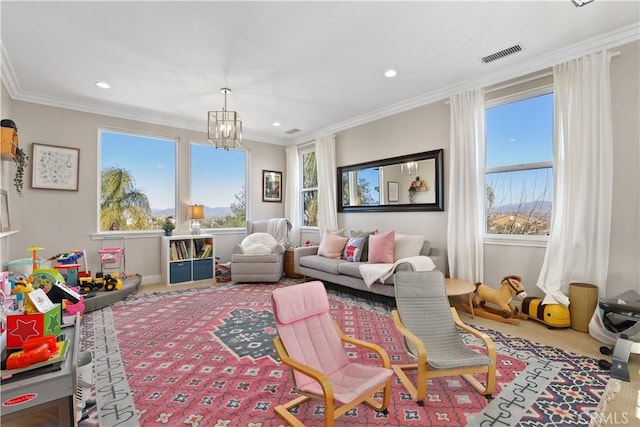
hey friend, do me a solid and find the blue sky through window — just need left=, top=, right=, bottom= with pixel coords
left=191, top=144, right=245, bottom=208
left=101, top=130, right=176, bottom=210
left=101, top=131, right=247, bottom=212
left=486, top=93, right=553, bottom=169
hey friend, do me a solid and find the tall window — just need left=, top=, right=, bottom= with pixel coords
left=190, top=144, right=247, bottom=228
left=300, top=149, right=318, bottom=226
left=100, top=129, right=176, bottom=231
left=485, top=90, right=554, bottom=236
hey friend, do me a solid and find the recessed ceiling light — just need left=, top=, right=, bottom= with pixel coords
left=273, top=122, right=281, bottom=127
left=95, top=81, right=111, bottom=89
left=384, top=69, right=397, bottom=78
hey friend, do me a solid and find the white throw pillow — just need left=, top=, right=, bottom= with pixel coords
left=241, top=232, right=278, bottom=255
left=394, top=233, right=424, bottom=261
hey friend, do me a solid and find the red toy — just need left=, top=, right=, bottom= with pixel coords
left=6, top=343, right=51, bottom=369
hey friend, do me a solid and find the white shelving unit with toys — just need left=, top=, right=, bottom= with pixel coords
left=161, top=234, right=215, bottom=286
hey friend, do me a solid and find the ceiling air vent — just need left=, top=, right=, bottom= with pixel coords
left=481, top=44, right=523, bottom=64
left=285, top=128, right=301, bottom=135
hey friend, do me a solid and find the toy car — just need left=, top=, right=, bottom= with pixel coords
left=78, top=272, right=122, bottom=293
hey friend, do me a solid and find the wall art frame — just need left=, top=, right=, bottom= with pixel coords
left=388, top=181, right=399, bottom=203
left=262, top=170, right=282, bottom=203
left=31, top=143, right=80, bottom=191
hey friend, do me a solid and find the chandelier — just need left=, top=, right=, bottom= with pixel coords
left=401, top=161, right=419, bottom=175
left=208, top=88, right=242, bottom=149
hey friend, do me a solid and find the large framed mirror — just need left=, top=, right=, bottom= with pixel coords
left=337, top=149, right=444, bottom=212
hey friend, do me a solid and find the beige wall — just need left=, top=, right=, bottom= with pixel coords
left=0, top=99, right=285, bottom=282
left=0, top=83, right=14, bottom=268
left=606, top=40, right=640, bottom=297
left=314, top=40, right=640, bottom=299
left=333, top=101, right=450, bottom=251
left=2, top=40, right=638, bottom=296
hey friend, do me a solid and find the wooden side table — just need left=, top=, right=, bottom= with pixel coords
left=284, top=248, right=302, bottom=279
left=445, top=278, right=475, bottom=318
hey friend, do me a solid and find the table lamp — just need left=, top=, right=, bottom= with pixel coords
left=190, top=204, right=205, bottom=235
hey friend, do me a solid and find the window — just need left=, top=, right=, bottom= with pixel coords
left=300, top=148, right=317, bottom=226
left=341, top=167, right=380, bottom=207
left=100, top=129, right=176, bottom=231
left=485, top=90, right=554, bottom=236
left=190, top=143, right=247, bottom=228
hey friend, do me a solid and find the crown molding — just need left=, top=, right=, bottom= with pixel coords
left=3, top=23, right=639, bottom=148
left=291, top=23, right=640, bottom=145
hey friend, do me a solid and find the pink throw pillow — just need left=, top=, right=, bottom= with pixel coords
left=317, top=230, right=349, bottom=259
left=368, top=230, right=395, bottom=263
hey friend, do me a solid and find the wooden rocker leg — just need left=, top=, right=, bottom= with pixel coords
left=274, top=395, right=311, bottom=427
left=392, top=364, right=426, bottom=404
left=362, top=379, right=392, bottom=413
left=462, top=370, right=495, bottom=398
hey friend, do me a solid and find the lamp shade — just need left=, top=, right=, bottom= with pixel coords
left=190, top=204, right=205, bottom=220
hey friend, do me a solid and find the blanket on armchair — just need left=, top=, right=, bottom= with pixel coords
left=359, top=255, right=436, bottom=288
left=267, top=218, right=291, bottom=244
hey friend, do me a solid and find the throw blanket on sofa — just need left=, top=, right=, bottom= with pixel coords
left=359, top=256, right=436, bottom=288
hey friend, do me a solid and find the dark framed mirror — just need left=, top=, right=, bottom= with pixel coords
left=337, top=149, right=444, bottom=212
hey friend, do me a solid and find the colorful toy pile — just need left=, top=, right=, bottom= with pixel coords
left=0, top=245, right=120, bottom=373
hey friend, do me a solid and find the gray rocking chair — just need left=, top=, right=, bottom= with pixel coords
left=392, top=270, right=496, bottom=405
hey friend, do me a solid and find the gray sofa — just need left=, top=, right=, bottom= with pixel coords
left=293, top=241, right=446, bottom=298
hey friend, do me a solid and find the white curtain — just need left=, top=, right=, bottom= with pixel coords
left=315, top=134, right=338, bottom=234
left=537, top=50, right=613, bottom=305
left=284, top=145, right=301, bottom=246
left=447, top=89, right=486, bottom=283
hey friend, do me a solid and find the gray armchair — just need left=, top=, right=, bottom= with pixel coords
left=230, top=219, right=290, bottom=283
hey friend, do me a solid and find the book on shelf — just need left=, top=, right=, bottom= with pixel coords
left=180, top=240, right=189, bottom=259
left=169, top=242, right=178, bottom=261
left=199, top=243, right=213, bottom=259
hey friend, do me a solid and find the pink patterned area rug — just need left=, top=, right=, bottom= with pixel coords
left=80, top=281, right=609, bottom=426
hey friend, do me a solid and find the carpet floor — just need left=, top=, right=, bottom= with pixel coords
left=78, top=281, right=611, bottom=426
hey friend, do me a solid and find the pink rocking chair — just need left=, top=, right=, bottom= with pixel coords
left=271, top=281, right=393, bottom=426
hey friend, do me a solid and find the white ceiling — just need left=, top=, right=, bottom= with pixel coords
left=1, top=1, right=639, bottom=145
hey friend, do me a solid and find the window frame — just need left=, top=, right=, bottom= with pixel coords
left=483, top=85, right=554, bottom=247
left=97, top=127, right=178, bottom=235
left=299, top=144, right=318, bottom=229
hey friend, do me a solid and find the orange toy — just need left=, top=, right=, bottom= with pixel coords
left=6, top=343, right=51, bottom=369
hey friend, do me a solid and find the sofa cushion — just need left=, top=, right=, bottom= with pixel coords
left=394, top=233, right=424, bottom=261
left=350, top=230, right=376, bottom=262
left=342, top=236, right=366, bottom=262
left=337, top=261, right=364, bottom=278
left=299, top=255, right=345, bottom=275
left=369, top=230, right=395, bottom=264
left=318, top=230, right=349, bottom=259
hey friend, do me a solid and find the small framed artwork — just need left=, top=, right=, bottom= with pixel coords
left=0, top=190, right=9, bottom=232
left=262, top=170, right=282, bottom=203
left=31, top=143, right=80, bottom=191
left=387, top=181, right=399, bottom=203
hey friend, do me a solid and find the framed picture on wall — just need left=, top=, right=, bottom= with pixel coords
left=31, top=143, right=80, bottom=191
left=262, top=170, right=282, bottom=202
left=388, top=181, right=399, bottom=203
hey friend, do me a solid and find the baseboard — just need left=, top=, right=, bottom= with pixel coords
left=139, top=274, right=162, bottom=285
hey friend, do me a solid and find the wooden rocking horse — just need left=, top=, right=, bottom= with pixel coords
left=460, top=275, right=528, bottom=324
